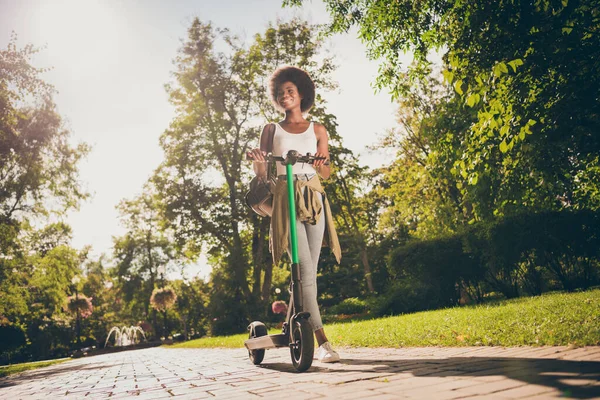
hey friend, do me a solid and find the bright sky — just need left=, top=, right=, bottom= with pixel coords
left=1, top=0, right=404, bottom=280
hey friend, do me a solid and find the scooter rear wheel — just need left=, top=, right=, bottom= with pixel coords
left=248, top=323, right=267, bottom=365
left=290, top=318, right=314, bottom=372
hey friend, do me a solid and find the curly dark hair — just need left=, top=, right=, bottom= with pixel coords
left=268, top=66, right=315, bottom=113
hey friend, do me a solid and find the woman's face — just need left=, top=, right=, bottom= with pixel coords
left=276, top=81, right=302, bottom=111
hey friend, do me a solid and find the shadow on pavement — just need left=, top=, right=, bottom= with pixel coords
left=334, top=357, right=600, bottom=399
left=257, top=362, right=331, bottom=373
left=0, top=363, right=118, bottom=388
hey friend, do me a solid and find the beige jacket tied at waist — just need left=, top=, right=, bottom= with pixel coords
left=270, top=175, right=342, bottom=266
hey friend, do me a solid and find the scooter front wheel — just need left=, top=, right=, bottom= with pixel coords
left=248, top=322, right=267, bottom=365
left=290, top=318, right=314, bottom=372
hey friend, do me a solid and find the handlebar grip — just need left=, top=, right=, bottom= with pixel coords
left=308, top=157, right=329, bottom=166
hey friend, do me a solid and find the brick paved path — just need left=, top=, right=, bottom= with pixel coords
left=1, top=346, right=599, bottom=399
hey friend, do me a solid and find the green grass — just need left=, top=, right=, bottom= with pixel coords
left=170, top=289, right=600, bottom=349
left=328, top=289, right=600, bottom=347
left=0, top=358, right=70, bottom=378
left=169, top=333, right=249, bottom=349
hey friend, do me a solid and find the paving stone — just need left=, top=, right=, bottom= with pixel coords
left=450, top=379, right=527, bottom=396
left=493, top=383, right=558, bottom=398
left=0, top=346, right=598, bottom=399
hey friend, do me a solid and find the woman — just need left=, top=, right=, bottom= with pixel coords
left=247, top=66, right=342, bottom=363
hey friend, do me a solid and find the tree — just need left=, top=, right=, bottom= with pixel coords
left=26, top=244, right=85, bottom=357
left=172, top=278, right=209, bottom=340
left=112, top=191, right=177, bottom=338
left=0, top=35, right=89, bottom=225
left=368, top=67, right=478, bottom=238
left=318, top=111, right=377, bottom=293
left=150, top=286, right=177, bottom=338
left=81, top=255, right=117, bottom=349
left=1, top=36, right=89, bottom=356
left=286, top=0, right=600, bottom=218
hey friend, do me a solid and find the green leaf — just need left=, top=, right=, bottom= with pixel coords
left=469, top=173, right=479, bottom=185
left=500, top=125, right=510, bottom=137
left=499, top=140, right=508, bottom=153
left=562, top=0, right=568, bottom=6
left=493, top=62, right=510, bottom=77
left=467, top=94, right=479, bottom=107
left=442, top=70, right=454, bottom=84
left=508, top=59, right=523, bottom=73
left=449, top=55, right=459, bottom=69
left=562, top=27, right=573, bottom=35
left=493, top=64, right=502, bottom=77
left=454, top=79, right=463, bottom=95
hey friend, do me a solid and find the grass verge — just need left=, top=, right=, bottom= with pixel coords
left=0, top=358, right=70, bottom=378
left=169, top=288, right=600, bottom=349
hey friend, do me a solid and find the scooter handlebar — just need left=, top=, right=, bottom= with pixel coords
left=247, top=150, right=330, bottom=166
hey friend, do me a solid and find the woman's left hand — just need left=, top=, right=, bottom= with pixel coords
left=313, top=151, right=328, bottom=167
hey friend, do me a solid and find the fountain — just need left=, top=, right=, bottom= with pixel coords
left=104, top=326, right=146, bottom=348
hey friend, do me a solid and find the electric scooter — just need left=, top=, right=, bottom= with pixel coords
left=245, top=150, right=328, bottom=372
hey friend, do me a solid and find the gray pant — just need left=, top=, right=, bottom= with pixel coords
left=287, top=192, right=326, bottom=332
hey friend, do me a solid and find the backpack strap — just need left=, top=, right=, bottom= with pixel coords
left=266, top=123, right=276, bottom=180
left=268, top=123, right=275, bottom=153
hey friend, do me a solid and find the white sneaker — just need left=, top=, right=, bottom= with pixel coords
left=316, top=341, right=340, bottom=363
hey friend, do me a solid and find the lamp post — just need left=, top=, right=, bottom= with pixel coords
left=71, top=275, right=81, bottom=348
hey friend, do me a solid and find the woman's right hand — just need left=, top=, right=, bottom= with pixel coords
left=247, top=148, right=267, bottom=163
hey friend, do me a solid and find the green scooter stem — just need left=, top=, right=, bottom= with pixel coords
left=286, top=163, right=299, bottom=264
left=286, top=163, right=303, bottom=312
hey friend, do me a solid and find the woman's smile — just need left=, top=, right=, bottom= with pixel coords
left=277, top=81, right=302, bottom=110
left=280, top=97, right=294, bottom=106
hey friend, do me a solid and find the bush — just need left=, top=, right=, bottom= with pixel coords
left=328, top=297, right=368, bottom=315
left=208, top=287, right=249, bottom=336
left=462, top=210, right=600, bottom=297
left=0, top=324, right=26, bottom=353
left=369, top=280, right=448, bottom=316
left=382, top=210, right=600, bottom=310
left=386, top=210, right=600, bottom=308
left=387, top=235, right=476, bottom=308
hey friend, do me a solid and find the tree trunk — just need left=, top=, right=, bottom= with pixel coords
left=251, top=216, right=263, bottom=298
left=337, top=176, right=375, bottom=293
left=152, top=309, right=158, bottom=339
left=261, top=263, right=273, bottom=302
left=359, top=246, right=374, bottom=293
left=231, top=223, right=252, bottom=298
left=255, top=217, right=272, bottom=302
left=182, top=317, right=188, bottom=341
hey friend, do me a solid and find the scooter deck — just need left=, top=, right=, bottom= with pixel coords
left=244, top=334, right=288, bottom=350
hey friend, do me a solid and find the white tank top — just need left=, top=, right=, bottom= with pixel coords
left=272, top=122, right=318, bottom=176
